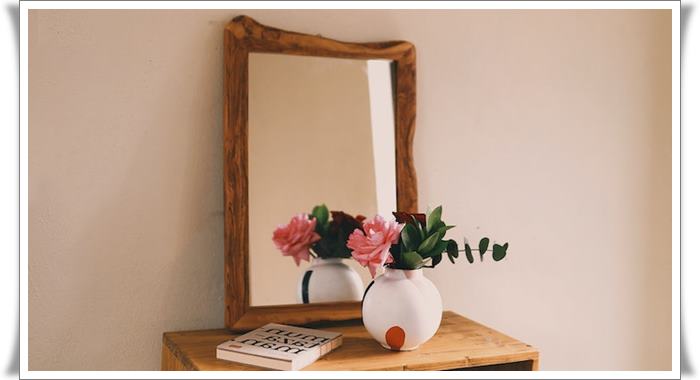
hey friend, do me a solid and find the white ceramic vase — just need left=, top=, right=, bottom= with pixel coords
left=362, top=268, right=443, bottom=351
left=296, top=258, right=364, bottom=304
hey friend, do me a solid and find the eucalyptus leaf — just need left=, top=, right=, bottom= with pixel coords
left=431, top=253, right=443, bottom=267
left=417, top=231, right=441, bottom=255
left=447, top=252, right=455, bottom=264
left=478, top=237, right=490, bottom=261
left=492, top=242, right=509, bottom=261
left=464, top=239, right=474, bottom=264
left=446, top=239, right=459, bottom=259
left=402, top=251, right=424, bottom=269
left=427, top=205, right=443, bottom=234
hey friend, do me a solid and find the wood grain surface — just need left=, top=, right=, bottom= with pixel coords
left=224, top=15, right=418, bottom=331
left=162, top=311, right=539, bottom=371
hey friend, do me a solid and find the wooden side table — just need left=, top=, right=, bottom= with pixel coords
left=162, top=311, right=539, bottom=371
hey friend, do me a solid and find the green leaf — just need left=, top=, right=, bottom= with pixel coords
left=447, top=252, right=455, bottom=263
left=446, top=239, right=459, bottom=259
left=427, top=206, right=443, bottom=234
left=478, top=237, right=490, bottom=261
left=464, top=239, right=474, bottom=264
left=400, top=223, right=420, bottom=252
left=492, top=242, right=508, bottom=261
left=391, top=250, right=402, bottom=266
left=402, top=251, right=424, bottom=269
left=424, top=240, right=449, bottom=258
left=435, top=224, right=454, bottom=240
left=417, top=231, right=441, bottom=255
left=412, top=215, right=426, bottom=240
left=311, top=204, right=329, bottom=231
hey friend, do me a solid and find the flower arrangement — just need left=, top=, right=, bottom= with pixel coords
left=346, top=206, right=509, bottom=277
left=273, top=204, right=366, bottom=266
left=273, top=204, right=509, bottom=276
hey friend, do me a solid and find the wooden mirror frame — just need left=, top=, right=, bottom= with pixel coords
left=223, top=15, right=417, bottom=331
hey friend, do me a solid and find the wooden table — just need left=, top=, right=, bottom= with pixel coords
left=162, top=311, right=539, bottom=371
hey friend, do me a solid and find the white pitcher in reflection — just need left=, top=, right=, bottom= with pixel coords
left=297, top=258, right=364, bottom=304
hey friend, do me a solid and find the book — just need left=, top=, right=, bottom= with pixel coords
left=216, top=323, right=343, bottom=370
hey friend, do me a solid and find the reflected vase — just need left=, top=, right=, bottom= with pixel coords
left=362, top=268, right=443, bottom=351
left=296, top=258, right=364, bottom=304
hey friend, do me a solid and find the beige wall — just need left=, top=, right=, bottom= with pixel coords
left=28, top=9, right=671, bottom=370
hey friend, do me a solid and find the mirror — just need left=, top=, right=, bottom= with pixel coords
left=248, top=53, right=397, bottom=306
left=224, top=15, right=417, bottom=331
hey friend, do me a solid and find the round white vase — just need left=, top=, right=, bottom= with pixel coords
left=296, top=258, right=364, bottom=304
left=362, top=268, right=442, bottom=351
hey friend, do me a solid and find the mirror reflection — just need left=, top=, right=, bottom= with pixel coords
left=248, top=53, right=396, bottom=306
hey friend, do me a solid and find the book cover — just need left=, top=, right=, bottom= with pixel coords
left=216, top=323, right=342, bottom=370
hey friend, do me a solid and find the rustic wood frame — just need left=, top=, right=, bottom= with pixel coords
left=224, top=15, right=417, bottom=331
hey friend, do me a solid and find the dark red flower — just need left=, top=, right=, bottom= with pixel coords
left=330, top=211, right=364, bottom=234
left=392, top=211, right=426, bottom=227
left=312, top=211, right=367, bottom=259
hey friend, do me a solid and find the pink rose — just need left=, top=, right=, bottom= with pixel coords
left=346, top=215, right=402, bottom=278
left=272, top=214, right=321, bottom=266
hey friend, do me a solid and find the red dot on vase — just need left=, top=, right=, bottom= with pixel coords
left=385, top=326, right=405, bottom=350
